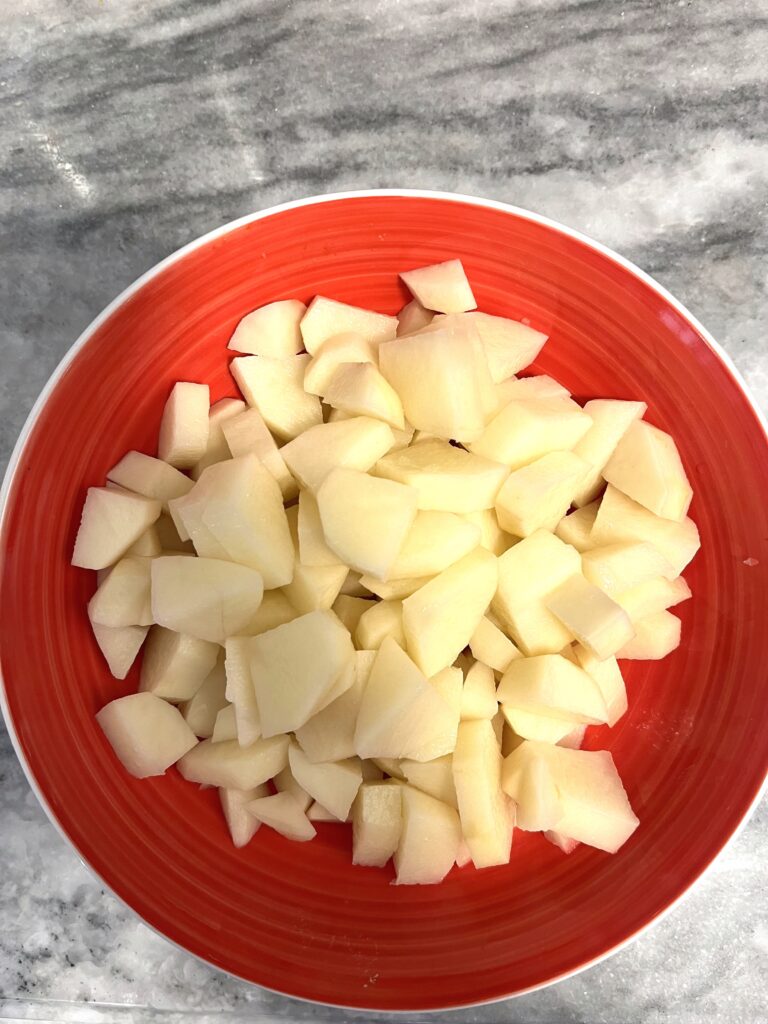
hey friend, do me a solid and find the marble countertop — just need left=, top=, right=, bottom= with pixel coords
left=1, top=1, right=766, bottom=1021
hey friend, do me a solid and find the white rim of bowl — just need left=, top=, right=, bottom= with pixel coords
left=1, top=188, right=766, bottom=1014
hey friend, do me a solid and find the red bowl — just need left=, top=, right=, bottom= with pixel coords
left=1, top=191, right=767, bottom=1012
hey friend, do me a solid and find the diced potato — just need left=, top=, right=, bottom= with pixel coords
left=572, top=647, right=627, bottom=727
left=300, top=296, right=397, bottom=355
left=429, top=665, right=464, bottom=716
left=497, top=654, right=608, bottom=724
left=241, top=590, right=297, bottom=636
left=492, top=530, right=581, bottom=656
left=281, top=417, right=395, bottom=493
left=394, top=785, right=461, bottom=884
left=125, top=526, right=163, bottom=557
left=282, top=505, right=348, bottom=614
left=352, top=782, right=402, bottom=866
left=462, top=508, right=517, bottom=556
left=555, top=502, right=599, bottom=553
left=376, top=439, right=509, bottom=514
left=221, top=406, right=298, bottom=501
left=399, top=755, right=458, bottom=808
left=324, top=362, right=405, bottom=429
left=107, top=451, right=194, bottom=504
left=582, top=541, right=675, bottom=594
left=501, top=706, right=578, bottom=744
left=616, top=610, right=681, bottom=659
left=151, top=556, right=264, bottom=644
left=452, top=719, right=515, bottom=868
left=288, top=743, right=363, bottom=822
left=177, top=734, right=289, bottom=789
left=400, top=259, right=476, bottom=314
left=616, top=575, right=691, bottom=621
left=168, top=486, right=227, bottom=558
left=223, top=638, right=261, bottom=745
left=501, top=744, right=563, bottom=831
left=397, top=298, right=434, bottom=336
left=495, top=451, right=591, bottom=537
left=432, top=312, right=546, bottom=382
left=496, top=374, right=568, bottom=403
left=227, top=299, right=306, bottom=357
left=402, top=547, right=498, bottom=677
left=181, top=656, right=228, bottom=737
left=546, top=574, right=635, bottom=660
left=379, top=325, right=495, bottom=443
left=303, top=333, right=378, bottom=397
left=471, top=397, right=592, bottom=470
left=249, top=609, right=355, bottom=737
left=295, top=650, right=370, bottom=762
left=273, top=764, right=312, bottom=812
left=96, top=692, right=198, bottom=778
left=88, top=556, right=152, bottom=627
left=386, top=510, right=481, bottom=580
left=298, top=490, right=344, bottom=567
left=72, top=487, right=162, bottom=570
left=469, top=616, right=522, bottom=674
left=157, top=382, right=210, bottom=469
left=354, top=638, right=459, bottom=761
left=219, top=784, right=270, bottom=847
left=211, top=704, right=238, bottom=742
left=307, top=801, right=347, bottom=822
left=247, top=791, right=316, bottom=841
left=460, top=660, right=498, bottom=720
left=604, top=420, right=693, bottom=522
left=231, top=354, right=322, bottom=440
left=571, top=399, right=647, bottom=506
left=590, top=486, right=700, bottom=576
left=191, top=397, right=247, bottom=480
left=317, top=468, right=418, bottom=579
left=139, top=626, right=219, bottom=701
left=358, top=573, right=431, bottom=600
left=90, top=621, right=149, bottom=680
left=355, top=599, right=405, bottom=650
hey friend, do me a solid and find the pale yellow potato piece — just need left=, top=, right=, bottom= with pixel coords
left=377, top=439, right=509, bottom=514
left=274, top=764, right=312, bottom=812
left=125, top=526, right=163, bottom=557
left=358, top=573, right=431, bottom=600
left=224, top=637, right=262, bottom=746
left=501, top=743, right=563, bottom=831
left=546, top=574, right=635, bottom=661
left=492, top=530, right=581, bottom=656
left=571, top=399, right=646, bottom=506
left=429, top=665, right=464, bottom=717
left=303, top=333, right=378, bottom=397
left=431, top=312, right=547, bottom=382
left=247, top=791, right=316, bottom=841
left=497, top=654, right=608, bottom=724
left=582, top=541, right=675, bottom=594
left=355, top=599, right=405, bottom=650
left=231, top=354, right=322, bottom=440
left=158, top=382, right=210, bottom=469
left=181, top=656, right=228, bottom=738
left=211, top=704, right=238, bottom=743
left=469, top=616, right=522, bottom=674
left=604, top=419, right=692, bottom=521
left=396, top=298, right=434, bottom=336
left=300, top=296, right=397, bottom=355
left=462, top=508, right=517, bottom=555
left=96, top=692, right=198, bottom=778
left=90, top=620, right=149, bottom=681
left=307, top=801, right=348, bottom=822
left=352, top=782, right=402, bottom=866
left=88, top=556, right=152, bottom=627
left=590, top=486, right=700, bottom=576
left=501, top=706, right=578, bottom=744
left=72, top=487, right=162, bottom=570
left=241, top=590, right=297, bottom=637
left=295, top=650, right=371, bottom=763
left=453, top=719, right=515, bottom=868
left=615, top=575, right=691, bottom=621
left=178, top=734, right=289, bottom=789
left=402, top=547, right=498, bottom=677
left=324, top=362, right=405, bottom=429
left=317, top=468, right=418, bottom=579
left=221, top=406, right=298, bottom=501
left=288, top=743, right=363, bottom=822
left=282, top=505, right=348, bottom=614
left=107, top=451, right=193, bottom=504
left=298, top=490, right=344, bottom=567
left=496, top=374, right=568, bottom=403
left=555, top=501, right=599, bottom=553
left=400, top=259, right=476, bottom=314
left=616, top=610, right=681, bottom=660
left=470, top=397, right=591, bottom=469
left=281, top=417, right=395, bottom=493
left=460, top=660, right=498, bottom=720
left=331, top=594, right=374, bottom=634
left=572, top=646, right=627, bottom=727
left=227, top=299, right=306, bottom=357
left=399, top=755, right=458, bottom=808
left=219, top=783, right=270, bottom=848
left=394, top=785, right=462, bottom=884
left=191, top=397, right=247, bottom=480
left=387, top=510, right=480, bottom=580
left=354, top=638, right=459, bottom=762
left=139, top=626, right=219, bottom=701
left=495, top=451, right=590, bottom=537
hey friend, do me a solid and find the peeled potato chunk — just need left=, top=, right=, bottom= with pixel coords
left=469, top=616, right=522, bottom=674
left=107, top=451, right=193, bottom=505
left=324, top=361, right=405, bottom=429
left=616, top=610, right=681, bottom=660
left=72, top=487, right=162, bottom=570
left=470, top=397, right=592, bottom=470
left=555, top=501, right=599, bottom=553
left=400, top=259, right=476, bottom=314
left=139, top=626, right=219, bottom=701
left=603, top=419, right=693, bottom=522
left=303, top=333, right=378, bottom=397
left=88, top=556, right=152, bottom=627
left=281, top=417, right=395, bottom=493
left=288, top=743, right=363, bottom=823
left=191, top=398, right=247, bottom=481
left=90, top=620, right=149, bottom=680
left=545, top=574, right=635, bottom=661
left=453, top=719, right=515, bottom=868
left=221, top=406, right=298, bottom=501
left=497, top=654, right=609, bottom=725
left=227, top=299, right=306, bottom=357
left=177, top=734, right=289, bottom=789
left=247, top=791, right=317, bottom=842
left=460, top=660, right=498, bottom=720
left=495, top=450, right=590, bottom=537
left=181, top=656, right=228, bottom=738
left=352, top=782, right=402, bottom=866
left=231, top=354, right=322, bottom=441
left=219, top=783, right=270, bottom=848
left=571, top=399, right=646, bottom=507
left=300, top=296, right=397, bottom=355
left=157, top=382, right=210, bottom=469
left=394, top=785, right=462, bottom=884
left=96, top=692, right=198, bottom=778
left=434, top=312, right=547, bottom=382
left=397, top=299, right=434, bottom=336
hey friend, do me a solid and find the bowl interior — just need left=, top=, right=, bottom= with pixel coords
left=1, top=194, right=767, bottom=1011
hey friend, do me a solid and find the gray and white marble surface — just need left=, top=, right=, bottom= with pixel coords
left=1, top=1, right=766, bottom=1021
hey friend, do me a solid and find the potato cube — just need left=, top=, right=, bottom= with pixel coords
left=177, top=734, right=289, bottom=789
left=211, top=704, right=238, bottom=743
left=571, top=399, right=646, bottom=506
left=227, top=299, right=306, bottom=357
left=281, top=417, right=395, bottom=493
left=88, top=556, right=152, bottom=627
left=572, top=647, right=627, bottom=727
left=331, top=595, right=373, bottom=634
left=387, top=510, right=481, bottom=580
left=303, top=333, right=378, bottom=396
left=616, top=610, right=681, bottom=659
left=469, top=616, right=522, bottom=674
left=295, top=650, right=370, bottom=762
left=107, top=451, right=193, bottom=504
left=400, top=259, right=476, bottom=314
left=181, top=656, right=228, bottom=737
left=89, top=621, right=149, bottom=680
left=190, top=397, right=247, bottom=480
left=397, top=299, right=434, bottom=336
left=501, top=743, right=563, bottom=831
left=231, top=354, right=322, bottom=440
left=462, top=508, right=516, bottom=556
left=158, top=382, right=210, bottom=469
left=282, top=505, right=348, bottom=614
left=460, top=660, right=498, bottom=720
left=273, top=765, right=312, bottom=812
left=219, top=784, right=270, bottom=848
left=394, top=785, right=462, bottom=884
left=223, top=638, right=261, bottom=746
left=96, top=692, right=197, bottom=778
left=496, top=374, right=568, bottom=403
left=501, top=706, right=578, bottom=744
left=495, top=450, right=591, bottom=536
left=603, top=420, right=692, bottom=521
left=555, top=501, right=599, bottom=553
left=72, top=487, right=162, bottom=570
left=221, top=406, right=297, bottom=501
left=616, top=575, right=691, bottom=621
left=582, top=541, right=675, bottom=594
left=352, top=782, right=402, bottom=866
left=433, top=312, right=546, bottom=382
left=546, top=574, right=635, bottom=660
left=241, top=590, right=297, bottom=637
left=355, top=600, right=405, bottom=650
left=452, top=719, right=515, bottom=867
left=246, top=792, right=316, bottom=842
left=497, top=654, right=608, bottom=724
left=429, top=665, right=464, bottom=716
left=298, top=490, right=344, bottom=567
left=139, top=626, right=219, bottom=701
left=324, top=362, right=405, bottom=429
left=300, top=296, right=397, bottom=355
left=288, top=743, right=363, bottom=822
left=399, top=755, right=458, bottom=808
left=125, top=526, right=163, bottom=557
left=470, top=397, right=592, bottom=469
